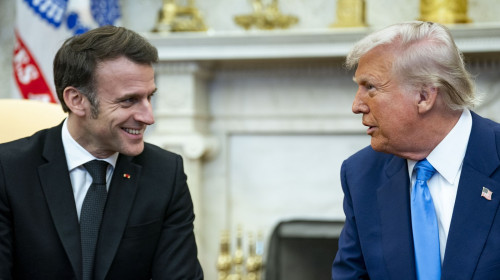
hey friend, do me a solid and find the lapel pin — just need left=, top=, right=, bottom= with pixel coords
left=481, top=186, right=492, bottom=201
left=123, top=173, right=131, bottom=179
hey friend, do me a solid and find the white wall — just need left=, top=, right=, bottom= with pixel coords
left=0, top=0, right=15, bottom=99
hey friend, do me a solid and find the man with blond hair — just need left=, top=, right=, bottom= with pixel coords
left=332, top=21, right=500, bottom=280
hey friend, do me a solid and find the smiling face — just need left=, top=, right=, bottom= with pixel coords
left=352, top=46, right=422, bottom=157
left=73, top=56, right=156, bottom=158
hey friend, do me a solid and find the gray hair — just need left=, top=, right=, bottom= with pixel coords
left=346, top=21, right=478, bottom=110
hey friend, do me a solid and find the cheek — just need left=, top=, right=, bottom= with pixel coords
left=378, top=103, right=410, bottom=130
left=91, top=119, right=117, bottom=138
left=387, top=108, right=416, bottom=137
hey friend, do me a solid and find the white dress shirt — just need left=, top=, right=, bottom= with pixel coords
left=61, top=119, right=118, bottom=220
left=407, top=109, right=472, bottom=264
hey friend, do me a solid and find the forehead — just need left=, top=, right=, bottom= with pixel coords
left=95, top=56, right=152, bottom=73
left=93, top=57, right=156, bottom=97
left=94, top=57, right=154, bottom=82
left=354, top=47, right=396, bottom=83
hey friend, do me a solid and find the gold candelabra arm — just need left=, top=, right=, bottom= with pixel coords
left=252, top=0, right=264, bottom=14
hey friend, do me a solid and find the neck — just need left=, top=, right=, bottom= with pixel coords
left=401, top=108, right=463, bottom=161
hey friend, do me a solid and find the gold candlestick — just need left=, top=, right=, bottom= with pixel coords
left=419, top=0, right=471, bottom=24
left=216, top=230, right=232, bottom=280
left=232, top=226, right=244, bottom=280
left=216, top=227, right=264, bottom=280
left=245, top=232, right=263, bottom=280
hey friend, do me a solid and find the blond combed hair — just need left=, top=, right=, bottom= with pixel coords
left=346, top=21, right=479, bottom=110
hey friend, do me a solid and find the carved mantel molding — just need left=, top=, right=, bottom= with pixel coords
left=145, top=22, right=500, bottom=62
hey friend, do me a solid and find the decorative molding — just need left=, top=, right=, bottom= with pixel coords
left=145, top=23, right=500, bottom=62
left=155, top=61, right=213, bottom=77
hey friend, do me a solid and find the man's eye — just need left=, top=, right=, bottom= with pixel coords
left=366, top=84, right=375, bottom=90
left=120, top=98, right=137, bottom=106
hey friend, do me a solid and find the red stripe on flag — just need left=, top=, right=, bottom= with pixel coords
left=13, top=29, right=57, bottom=103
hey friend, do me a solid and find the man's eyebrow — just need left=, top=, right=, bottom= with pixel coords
left=115, top=89, right=157, bottom=102
left=353, top=76, right=365, bottom=84
left=353, top=75, right=371, bottom=85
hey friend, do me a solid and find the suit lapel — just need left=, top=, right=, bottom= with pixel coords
left=441, top=113, right=500, bottom=279
left=377, top=156, right=417, bottom=280
left=38, top=124, right=83, bottom=280
left=94, top=155, right=141, bottom=280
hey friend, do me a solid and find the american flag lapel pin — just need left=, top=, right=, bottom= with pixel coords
left=123, top=173, right=131, bottom=179
left=481, top=186, right=492, bottom=201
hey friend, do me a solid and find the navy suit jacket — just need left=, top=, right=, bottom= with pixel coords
left=0, top=123, right=203, bottom=279
left=332, top=111, right=500, bottom=280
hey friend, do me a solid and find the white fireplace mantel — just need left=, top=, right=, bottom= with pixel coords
left=144, top=22, right=500, bottom=62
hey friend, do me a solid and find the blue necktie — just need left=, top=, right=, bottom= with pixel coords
left=411, top=159, right=441, bottom=280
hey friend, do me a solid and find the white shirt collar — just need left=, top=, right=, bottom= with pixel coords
left=61, top=119, right=119, bottom=171
left=408, top=109, right=472, bottom=184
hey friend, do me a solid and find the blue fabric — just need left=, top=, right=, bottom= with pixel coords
left=411, top=159, right=440, bottom=280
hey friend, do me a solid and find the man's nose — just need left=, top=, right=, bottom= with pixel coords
left=352, top=90, right=369, bottom=114
left=136, top=100, right=155, bottom=125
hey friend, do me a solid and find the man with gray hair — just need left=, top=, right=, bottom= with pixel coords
left=332, top=21, right=500, bottom=280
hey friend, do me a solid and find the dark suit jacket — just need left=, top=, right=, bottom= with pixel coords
left=332, top=111, right=500, bottom=280
left=0, top=123, right=203, bottom=279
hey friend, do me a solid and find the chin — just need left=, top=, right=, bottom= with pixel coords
left=121, top=144, right=145, bottom=156
left=370, top=140, right=390, bottom=154
left=371, top=145, right=384, bottom=153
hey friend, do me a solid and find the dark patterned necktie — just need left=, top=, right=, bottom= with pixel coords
left=81, top=160, right=109, bottom=280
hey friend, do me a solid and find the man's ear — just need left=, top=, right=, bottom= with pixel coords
left=417, top=85, right=438, bottom=114
left=63, top=87, right=87, bottom=117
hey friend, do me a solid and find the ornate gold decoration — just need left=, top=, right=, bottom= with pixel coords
left=245, top=233, right=263, bottom=280
left=234, top=0, right=299, bottom=30
left=217, top=230, right=232, bottom=280
left=419, top=0, right=471, bottom=24
left=152, top=0, right=207, bottom=33
left=217, top=227, right=264, bottom=280
left=330, top=0, right=367, bottom=28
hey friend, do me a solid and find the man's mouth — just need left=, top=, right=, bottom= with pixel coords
left=122, top=128, right=141, bottom=135
left=362, top=121, right=375, bottom=133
